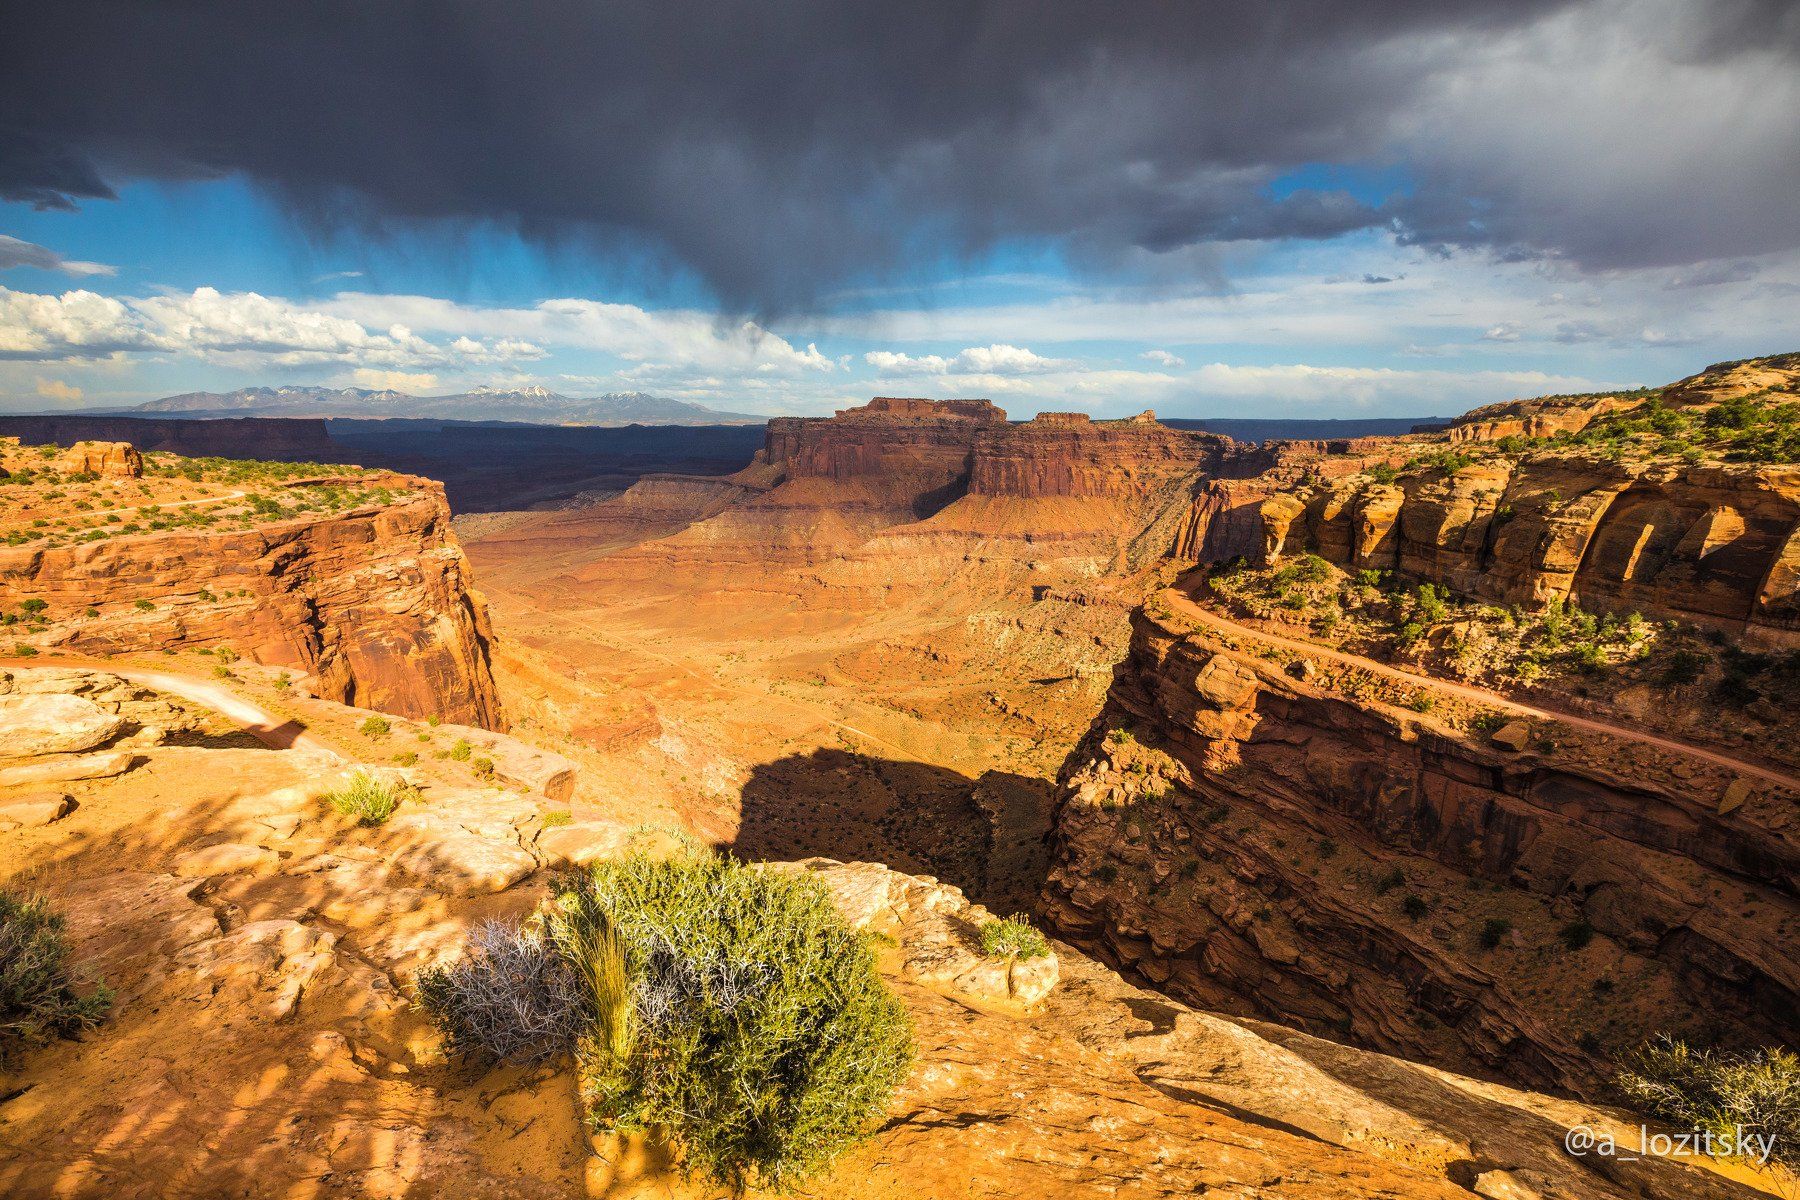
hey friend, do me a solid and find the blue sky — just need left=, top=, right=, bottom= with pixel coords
left=4, top=174, right=1795, bottom=419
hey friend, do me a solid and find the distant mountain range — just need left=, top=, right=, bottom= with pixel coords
left=130, top=385, right=767, bottom=426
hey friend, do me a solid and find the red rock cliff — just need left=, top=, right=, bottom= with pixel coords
left=1043, top=601, right=1800, bottom=1092
left=0, top=479, right=505, bottom=729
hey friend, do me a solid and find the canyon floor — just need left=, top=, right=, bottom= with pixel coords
left=459, top=507, right=1135, bottom=914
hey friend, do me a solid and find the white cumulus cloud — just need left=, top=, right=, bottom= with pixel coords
left=864, top=343, right=1066, bottom=375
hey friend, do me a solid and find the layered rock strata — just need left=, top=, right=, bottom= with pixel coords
left=0, top=479, right=504, bottom=728
left=1043, top=599, right=1800, bottom=1092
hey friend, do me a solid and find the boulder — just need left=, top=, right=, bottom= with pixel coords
left=0, top=748, right=136, bottom=787
left=387, top=811, right=537, bottom=895
left=535, top=820, right=632, bottom=868
left=1490, top=720, right=1531, bottom=751
left=0, top=791, right=72, bottom=830
left=1718, top=778, right=1753, bottom=815
left=56, top=439, right=143, bottom=478
left=1192, top=655, right=1260, bottom=711
left=0, top=693, right=127, bottom=758
left=776, top=858, right=1060, bottom=1010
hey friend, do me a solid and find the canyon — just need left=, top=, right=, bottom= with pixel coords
left=3, top=354, right=1797, bottom=1198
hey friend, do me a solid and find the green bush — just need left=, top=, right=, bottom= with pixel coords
left=1, top=891, right=112, bottom=1061
left=978, top=914, right=1050, bottom=960
left=1617, top=1038, right=1800, bottom=1175
left=1478, top=917, right=1512, bottom=950
left=12, top=643, right=38, bottom=658
left=1272, top=553, right=1333, bottom=587
left=554, top=853, right=913, bottom=1193
left=358, top=716, right=391, bottom=740
left=448, top=738, right=472, bottom=762
left=325, top=770, right=412, bottom=825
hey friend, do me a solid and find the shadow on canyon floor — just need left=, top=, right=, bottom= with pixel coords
left=729, top=747, right=1058, bottom=914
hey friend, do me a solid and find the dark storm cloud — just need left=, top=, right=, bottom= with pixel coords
left=1, top=0, right=1794, bottom=310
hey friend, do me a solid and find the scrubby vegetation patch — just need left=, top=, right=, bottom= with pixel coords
left=1618, top=1037, right=1800, bottom=1176
left=979, top=914, right=1050, bottom=960
left=0, top=890, right=112, bottom=1061
left=418, top=852, right=913, bottom=1193
left=325, top=769, right=413, bottom=825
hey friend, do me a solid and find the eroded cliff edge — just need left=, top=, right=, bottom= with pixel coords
left=0, top=438, right=504, bottom=728
left=1043, top=589, right=1800, bottom=1094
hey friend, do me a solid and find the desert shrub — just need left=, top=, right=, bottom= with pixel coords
left=325, top=770, right=411, bottom=825
left=554, top=852, right=913, bottom=1193
left=12, top=644, right=38, bottom=658
left=358, top=716, right=391, bottom=740
left=1560, top=919, right=1596, bottom=950
left=0, top=891, right=112, bottom=1061
left=392, top=751, right=419, bottom=767
left=18, top=598, right=46, bottom=616
left=448, top=738, right=473, bottom=761
left=1272, top=553, right=1333, bottom=587
left=1367, top=463, right=1400, bottom=484
left=416, top=919, right=589, bottom=1064
left=978, top=914, right=1050, bottom=960
left=1617, top=1038, right=1800, bottom=1175
left=542, top=810, right=573, bottom=827
left=1374, top=867, right=1406, bottom=895
left=211, top=664, right=232, bottom=679
left=471, top=756, right=495, bottom=779
left=1402, top=894, right=1429, bottom=921
left=1661, top=649, right=1711, bottom=687
left=1414, top=583, right=1450, bottom=623
left=1478, top=917, right=1513, bottom=950
left=133, top=599, right=154, bottom=612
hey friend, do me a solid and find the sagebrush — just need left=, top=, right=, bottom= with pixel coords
left=560, top=854, right=914, bottom=1193
left=420, top=852, right=913, bottom=1193
left=0, top=890, right=112, bottom=1061
left=1617, top=1037, right=1800, bottom=1175
left=415, top=920, right=588, bottom=1064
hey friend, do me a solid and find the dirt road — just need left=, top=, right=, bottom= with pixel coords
left=1162, top=585, right=1799, bottom=790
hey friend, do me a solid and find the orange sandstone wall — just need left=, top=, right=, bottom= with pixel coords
left=0, top=482, right=505, bottom=728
